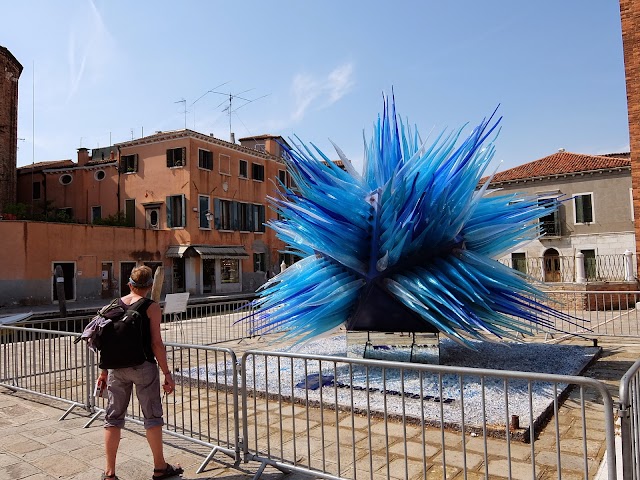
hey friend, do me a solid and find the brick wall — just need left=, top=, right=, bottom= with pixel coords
left=620, top=1, right=640, bottom=261
left=0, top=46, right=22, bottom=213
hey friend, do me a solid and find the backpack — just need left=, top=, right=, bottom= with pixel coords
left=75, top=297, right=153, bottom=369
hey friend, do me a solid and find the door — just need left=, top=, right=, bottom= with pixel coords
left=52, top=262, right=75, bottom=301
left=172, top=258, right=186, bottom=293
left=203, top=259, right=215, bottom=294
left=101, top=262, right=113, bottom=299
left=120, top=262, right=136, bottom=296
left=544, top=249, right=561, bottom=282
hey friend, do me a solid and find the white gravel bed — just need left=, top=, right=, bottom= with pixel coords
left=182, top=334, right=600, bottom=438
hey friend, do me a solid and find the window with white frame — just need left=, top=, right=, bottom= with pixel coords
left=121, top=154, right=138, bottom=173
left=166, top=148, right=186, bottom=168
left=198, top=149, right=213, bottom=170
left=219, top=154, right=231, bottom=175
left=166, top=194, right=186, bottom=228
left=574, top=193, right=594, bottom=224
left=199, top=195, right=211, bottom=229
left=239, top=159, right=248, bottom=178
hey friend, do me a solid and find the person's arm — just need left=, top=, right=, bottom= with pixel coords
left=148, top=301, right=175, bottom=393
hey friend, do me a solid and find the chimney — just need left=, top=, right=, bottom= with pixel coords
left=77, top=147, right=90, bottom=166
left=230, top=132, right=236, bottom=144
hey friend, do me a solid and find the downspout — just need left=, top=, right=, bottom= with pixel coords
left=116, top=146, right=121, bottom=214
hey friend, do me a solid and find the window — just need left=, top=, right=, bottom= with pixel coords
left=213, top=198, right=232, bottom=230
left=56, top=207, right=73, bottom=219
left=538, top=198, right=560, bottom=236
left=166, top=147, right=186, bottom=168
left=252, top=162, right=265, bottom=181
left=278, top=169, right=287, bottom=187
left=239, top=160, right=248, bottom=178
left=254, top=253, right=266, bottom=272
left=198, top=149, right=213, bottom=170
left=125, top=199, right=136, bottom=227
left=279, top=253, right=300, bottom=269
left=511, top=253, right=526, bottom=274
left=221, top=258, right=239, bottom=283
left=199, top=195, right=211, bottom=229
left=32, top=181, right=41, bottom=200
left=120, top=154, right=138, bottom=173
left=59, top=174, right=73, bottom=185
left=145, top=206, right=160, bottom=229
left=238, top=202, right=252, bottom=231
left=166, top=194, right=186, bottom=228
left=219, top=154, right=231, bottom=175
left=91, top=206, right=102, bottom=223
left=94, top=170, right=106, bottom=181
left=582, top=249, right=596, bottom=280
left=574, top=193, right=594, bottom=224
left=253, top=204, right=265, bottom=232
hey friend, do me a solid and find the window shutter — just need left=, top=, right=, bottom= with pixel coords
left=181, top=147, right=186, bottom=167
left=248, top=204, right=255, bottom=231
left=584, top=196, right=593, bottom=222
left=576, top=197, right=584, bottom=223
left=166, top=150, right=171, bottom=168
left=213, top=198, right=221, bottom=230
left=259, top=205, right=265, bottom=232
left=133, top=154, right=139, bottom=172
left=231, top=201, right=239, bottom=231
left=180, top=195, right=186, bottom=227
left=166, top=196, right=173, bottom=228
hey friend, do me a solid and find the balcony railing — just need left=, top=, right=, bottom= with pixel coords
left=500, top=253, right=637, bottom=283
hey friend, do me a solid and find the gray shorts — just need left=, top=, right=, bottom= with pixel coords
left=104, top=361, right=164, bottom=430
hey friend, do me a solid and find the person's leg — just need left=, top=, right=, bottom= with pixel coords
left=104, top=426, right=121, bottom=476
left=145, top=425, right=167, bottom=470
left=104, top=368, right=133, bottom=477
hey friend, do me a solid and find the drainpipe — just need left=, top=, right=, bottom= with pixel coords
left=116, top=146, right=121, bottom=213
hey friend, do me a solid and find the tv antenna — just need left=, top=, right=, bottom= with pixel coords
left=209, top=88, right=270, bottom=141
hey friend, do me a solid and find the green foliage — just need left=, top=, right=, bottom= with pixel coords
left=93, top=211, right=129, bottom=226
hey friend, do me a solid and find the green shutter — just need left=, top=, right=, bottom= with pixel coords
left=213, top=198, right=221, bottom=230
left=166, top=196, right=172, bottom=228
left=231, top=201, right=239, bottom=231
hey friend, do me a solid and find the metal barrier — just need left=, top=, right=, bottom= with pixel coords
left=532, top=290, right=640, bottom=339
left=240, top=350, right=617, bottom=480
left=620, top=358, right=640, bottom=479
left=0, top=325, right=91, bottom=419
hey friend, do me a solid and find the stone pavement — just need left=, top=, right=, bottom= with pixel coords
left=0, top=388, right=294, bottom=480
left=1, top=331, right=639, bottom=479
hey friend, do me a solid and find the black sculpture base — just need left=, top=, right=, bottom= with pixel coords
left=347, top=331, right=440, bottom=365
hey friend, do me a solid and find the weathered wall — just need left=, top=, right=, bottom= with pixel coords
left=621, top=0, right=640, bottom=260
left=0, top=47, right=22, bottom=213
left=0, top=221, right=172, bottom=306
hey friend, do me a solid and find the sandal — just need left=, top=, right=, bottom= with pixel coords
left=101, top=474, right=119, bottom=480
left=152, top=463, right=184, bottom=480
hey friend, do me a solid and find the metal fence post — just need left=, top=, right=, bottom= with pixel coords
left=619, top=401, right=633, bottom=480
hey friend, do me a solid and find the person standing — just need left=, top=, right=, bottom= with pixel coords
left=97, top=265, right=183, bottom=480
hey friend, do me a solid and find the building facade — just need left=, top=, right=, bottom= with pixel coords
left=3, top=129, right=290, bottom=306
left=485, top=151, right=635, bottom=283
left=0, top=46, right=22, bottom=213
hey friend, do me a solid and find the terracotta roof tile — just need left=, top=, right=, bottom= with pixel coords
left=17, top=160, right=74, bottom=172
left=486, top=151, right=630, bottom=184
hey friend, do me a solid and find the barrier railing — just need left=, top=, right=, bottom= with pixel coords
left=530, top=290, right=640, bottom=339
left=620, top=358, right=640, bottom=479
left=240, top=350, right=617, bottom=480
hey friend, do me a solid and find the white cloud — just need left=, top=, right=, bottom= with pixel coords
left=66, top=0, right=115, bottom=101
left=290, top=63, right=355, bottom=122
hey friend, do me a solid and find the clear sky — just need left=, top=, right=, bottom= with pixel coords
left=2, top=1, right=630, bottom=172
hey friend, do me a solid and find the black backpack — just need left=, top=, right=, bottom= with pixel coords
left=76, top=297, right=153, bottom=369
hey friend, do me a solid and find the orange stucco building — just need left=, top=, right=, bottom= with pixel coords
left=3, top=130, right=290, bottom=306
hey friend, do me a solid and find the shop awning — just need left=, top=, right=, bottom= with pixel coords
left=165, top=246, right=190, bottom=258
left=192, top=245, right=249, bottom=259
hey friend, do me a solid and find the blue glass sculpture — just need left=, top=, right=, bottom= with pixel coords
left=251, top=97, right=571, bottom=346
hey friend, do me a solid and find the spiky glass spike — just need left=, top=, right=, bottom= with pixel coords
left=251, top=98, right=570, bottom=346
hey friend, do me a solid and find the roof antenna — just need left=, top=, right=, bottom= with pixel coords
left=174, top=98, right=187, bottom=129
